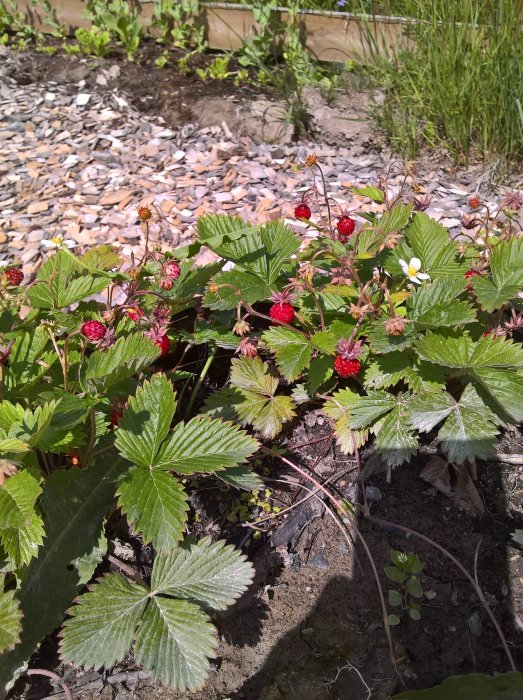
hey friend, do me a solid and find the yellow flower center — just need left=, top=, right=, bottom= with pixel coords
left=51, top=236, right=63, bottom=245
left=407, top=265, right=418, bottom=277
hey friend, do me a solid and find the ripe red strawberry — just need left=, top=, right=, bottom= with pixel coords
left=154, top=335, right=170, bottom=356
left=294, top=202, right=311, bottom=220
left=111, top=409, right=123, bottom=427
left=164, top=261, right=181, bottom=279
left=336, top=215, right=356, bottom=239
left=468, top=196, right=481, bottom=209
left=81, top=320, right=107, bottom=341
left=334, top=356, right=361, bottom=378
left=269, top=302, right=295, bottom=325
left=4, top=268, right=23, bottom=286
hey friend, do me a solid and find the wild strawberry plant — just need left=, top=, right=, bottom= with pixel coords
left=0, top=237, right=259, bottom=695
left=199, top=160, right=523, bottom=478
left=0, top=162, right=522, bottom=694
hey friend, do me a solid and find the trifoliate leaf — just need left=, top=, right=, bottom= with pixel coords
left=151, top=537, right=254, bottom=610
left=135, top=596, right=217, bottom=691
left=115, top=374, right=176, bottom=469
left=60, top=573, right=148, bottom=670
left=0, top=590, right=22, bottom=654
left=262, top=327, right=313, bottom=381
left=238, top=393, right=296, bottom=439
left=156, top=417, right=258, bottom=473
left=117, top=467, right=188, bottom=552
left=202, top=270, right=272, bottom=310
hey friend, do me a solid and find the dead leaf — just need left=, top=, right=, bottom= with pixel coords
left=420, top=456, right=453, bottom=496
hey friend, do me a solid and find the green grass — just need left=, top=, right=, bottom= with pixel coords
left=354, top=0, right=523, bottom=163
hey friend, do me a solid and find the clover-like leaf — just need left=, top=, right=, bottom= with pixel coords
left=151, top=537, right=254, bottom=610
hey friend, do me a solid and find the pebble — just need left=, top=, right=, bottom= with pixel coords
left=365, top=486, right=383, bottom=502
left=467, top=611, right=484, bottom=637
left=309, top=552, right=329, bottom=570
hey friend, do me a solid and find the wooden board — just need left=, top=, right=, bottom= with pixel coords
left=17, top=0, right=411, bottom=61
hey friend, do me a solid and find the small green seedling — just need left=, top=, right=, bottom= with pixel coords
left=385, top=550, right=425, bottom=625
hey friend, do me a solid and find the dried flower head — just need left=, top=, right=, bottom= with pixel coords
left=501, top=190, right=523, bottom=212
left=101, top=309, right=116, bottom=324
left=137, top=205, right=152, bottom=222
left=233, top=319, right=251, bottom=337
left=385, top=316, right=407, bottom=336
left=270, top=289, right=296, bottom=305
left=411, top=195, right=431, bottom=212
left=336, top=338, right=364, bottom=360
left=305, top=154, right=318, bottom=168
left=461, top=215, right=482, bottom=230
left=237, top=337, right=258, bottom=358
left=153, top=304, right=171, bottom=325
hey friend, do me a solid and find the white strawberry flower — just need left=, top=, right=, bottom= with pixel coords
left=398, top=257, right=430, bottom=285
left=40, top=234, right=77, bottom=250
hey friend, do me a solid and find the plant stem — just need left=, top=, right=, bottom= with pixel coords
left=47, top=328, right=68, bottom=390
left=26, top=669, right=73, bottom=700
left=83, top=409, right=97, bottom=468
left=185, top=345, right=217, bottom=418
